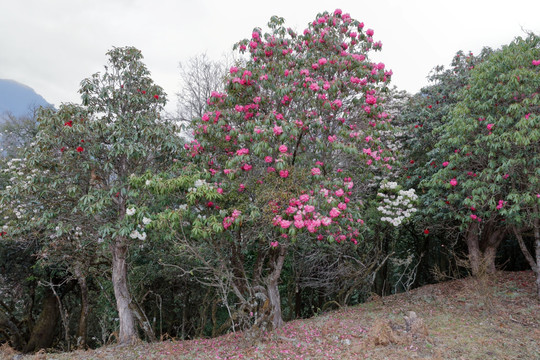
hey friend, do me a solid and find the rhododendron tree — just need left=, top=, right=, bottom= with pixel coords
left=424, top=34, right=540, bottom=293
left=170, top=10, right=394, bottom=330
left=0, top=47, right=182, bottom=344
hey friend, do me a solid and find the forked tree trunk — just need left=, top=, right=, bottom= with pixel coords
left=266, top=246, right=287, bottom=330
left=111, top=241, right=138, bottom=344
left=466, top=222, right=505, bottom=276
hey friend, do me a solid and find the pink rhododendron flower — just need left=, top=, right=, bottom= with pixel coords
left=335, top=189, right=344, bottom=197
left=230, top=66, right=238, bottom=74
left=279, top=170, right=289, bottom=178
left=487, top=123, right=494, bottom=131
left=223, top=217, right=233, bottom=229
left=279, top=145, right=288, bottom=153
left=309, top=83, right=319, bottom=91
left=294, top=219, right=305, bottom=229
left=532, top=59, right=540, bottom=66
left=265, top=156, right=273, bottom=163
left=332, top=99, right=342, bottom=108
left=241, top=164, right=252, bottom=171
left=217, top=188, right=223, bottom=194
left=270, top=241, right=279, bottom=248
left=442, top=161, right=449, bottom=167
left=267, top=167, right=276, bottom=173
left=338, top=202, right=347, bottom=210
left=280, top=220, right=291, bottom=229
left=318, top=58, right=327, bottom=65
left=299, top=194, right=309, bottom=203
left=273, top=126, right=283, bottom=135
left=321, top=217, right=332, bottom=226
left=236, top=148, right=249, bottom=156
left=366, top=95, right=377, bottom=105
left=286, top=206, right=297, bottom=215
left=304, top=205, right=315, bottom=213
left=329, top=208, right=341, bottom=218
left=366, top=29, right=374, bottom=36
left=311, top=168, right=321, bottom=175
left=450, top=178, right=458, bottom=186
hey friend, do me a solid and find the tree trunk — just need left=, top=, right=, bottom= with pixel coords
left=466, top=222, right=482, bottom=276
left=266, top=246, right=287, bottom=330
left=74, top=266, right=89, bottom=349
left=24, top=290, right=59, bottom=353
left=513, top=217, right=540, bottom=299
left=466, top=222, right=504, bottom=276
left=0, top=313, right=24, bottom=351
left=535, top=216, right=540, bottom=299
left=130, top=302, right=157, bottom=342
left=111, top=241, right=138, bottom=344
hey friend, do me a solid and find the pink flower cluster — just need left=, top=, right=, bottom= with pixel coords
left=223, top=209, right=241, bottom=230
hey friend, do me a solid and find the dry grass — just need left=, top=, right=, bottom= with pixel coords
left=4, top=271, right=539, bottom=360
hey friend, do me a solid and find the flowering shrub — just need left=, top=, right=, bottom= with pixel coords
left=377, top=181, right=418, bottom=226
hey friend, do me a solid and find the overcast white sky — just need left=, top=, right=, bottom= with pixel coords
left=1, top=0, right=539, bottom=113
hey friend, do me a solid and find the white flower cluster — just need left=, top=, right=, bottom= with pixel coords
left=188, top=179, right=210, bottom=193
left=129, top=229, right=147, bottom=241
left=377, top=182, right=418, bottom=227
left=379, top=181, right=398, bottom=190
left=126, top=207, right=152, bottom=241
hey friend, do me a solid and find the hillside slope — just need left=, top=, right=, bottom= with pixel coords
left=5, top=271, right=539, bottom=360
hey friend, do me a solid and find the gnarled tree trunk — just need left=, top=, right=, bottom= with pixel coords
left=466, top=222, right=505, bottom=276
left=24, top=289, right=59, bottom=353
left=111, top=240, right=137, bottom=344
left=266, top=245, right=287, bottom=330
left=73, top=265, right=89, bottom=349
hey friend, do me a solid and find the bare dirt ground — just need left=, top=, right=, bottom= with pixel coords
left=3, top=271, right=539, bottom=360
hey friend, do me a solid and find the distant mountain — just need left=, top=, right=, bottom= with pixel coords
left=0, top=79, right=52, bottom=118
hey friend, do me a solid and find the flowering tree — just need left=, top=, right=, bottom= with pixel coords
left=424, top=34, right=540, bottom=291
left=159, top=10, right=394, bottom=330
left=383, top=49, right=495, bottom=284
left=0, top=47, right=182, bottom=344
